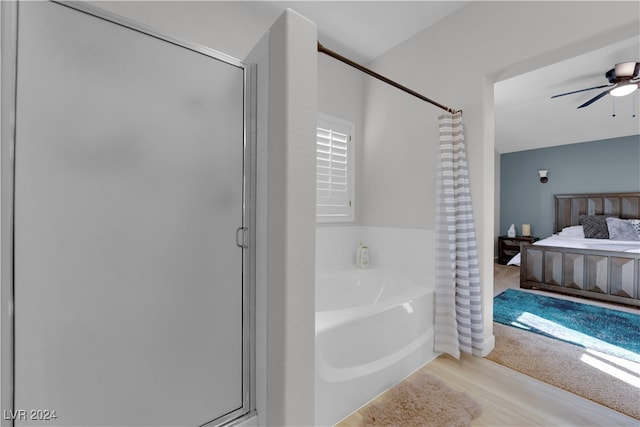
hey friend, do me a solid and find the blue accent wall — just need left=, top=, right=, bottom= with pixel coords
left=500, top=135, right=640, bottom=239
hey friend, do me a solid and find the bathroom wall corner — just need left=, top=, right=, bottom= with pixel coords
left=266, top=9, right=317, bottom=427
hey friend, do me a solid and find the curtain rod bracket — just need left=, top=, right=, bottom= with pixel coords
left=317, top=42, right=461, bottom=115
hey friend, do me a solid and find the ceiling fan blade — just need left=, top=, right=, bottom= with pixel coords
left=577, top=89, right=610, bottom=109
left=551, top=84, right=611, bottom=99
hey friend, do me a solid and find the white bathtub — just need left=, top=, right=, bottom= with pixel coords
left=315, top=268, right=437, bottom=426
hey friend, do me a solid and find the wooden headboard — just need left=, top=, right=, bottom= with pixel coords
left=554, top=192, right=640, bottom=233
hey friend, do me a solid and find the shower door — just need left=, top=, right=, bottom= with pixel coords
left=11, top=2, right=250, bottom=426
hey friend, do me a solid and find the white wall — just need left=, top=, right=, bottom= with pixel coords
left=265, top=9, right=317, bottom=426
left=317, top=54, right=365, bottom=224
left=360, top=1, right=639, bottom=352
left=494, top=149, right=501, bottom=257
left=316, top=226, right=434, bottom=282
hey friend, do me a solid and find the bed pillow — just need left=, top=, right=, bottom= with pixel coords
left=557, top=225, right=585, bottom=238
left=629, top=219, right=640, bottom=236
left=579, top=215, right=609, bottom=239
left=606, top=217, right=640, bottom=241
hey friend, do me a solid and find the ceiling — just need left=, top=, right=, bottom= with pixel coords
left=242, top=1, right=469, bottom=64
left=243, top=1, right=639, bottom=154
left=495, top=36, right=640, bottom=153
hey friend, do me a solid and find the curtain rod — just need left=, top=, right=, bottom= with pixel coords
left=317, top=42, right=461, bottom=115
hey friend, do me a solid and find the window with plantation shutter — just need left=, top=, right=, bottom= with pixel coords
left=316, top=113, right=354, bottom=222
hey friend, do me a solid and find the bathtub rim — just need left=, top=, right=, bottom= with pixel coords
left=315, top=267, right=433, bottom=334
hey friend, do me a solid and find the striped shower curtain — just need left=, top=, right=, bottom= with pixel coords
left=433, top=112, right=484, bottom=358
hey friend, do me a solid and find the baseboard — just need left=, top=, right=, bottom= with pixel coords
left=481, top=334, right=496, bottom=356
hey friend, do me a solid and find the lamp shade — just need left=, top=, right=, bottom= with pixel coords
left=538, top=169, right=548, bottom=183
left=614, top=62, right=637, bottom=77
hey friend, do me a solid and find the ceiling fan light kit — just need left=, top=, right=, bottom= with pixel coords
left=551, top=61, right=639, bottom=109
left=610, top=81, right=638, bottom=97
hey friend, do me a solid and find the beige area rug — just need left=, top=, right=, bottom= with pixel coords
left=487, top=322, right=640, bottom=420
left=491, top=264, right=640, bottom=420
left=359, top=372, right=482, bottom=427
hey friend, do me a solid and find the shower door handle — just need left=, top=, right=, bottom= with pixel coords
left=236, top=227, right=248, bottom=249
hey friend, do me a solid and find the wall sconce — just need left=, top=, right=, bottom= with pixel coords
left=538, top=169, right=549, bottom=183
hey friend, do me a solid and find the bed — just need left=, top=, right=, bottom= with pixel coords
left=519, top=192, right=640, bottom=307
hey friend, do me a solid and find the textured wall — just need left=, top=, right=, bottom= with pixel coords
left=267, top=9, right=317, bottom=426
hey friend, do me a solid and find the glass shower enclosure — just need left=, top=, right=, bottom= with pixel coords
left=2, top=1, right=254, bottom=426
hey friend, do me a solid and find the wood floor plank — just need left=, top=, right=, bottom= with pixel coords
left=338, top=354, right=639, bottom=426
left=425, top=354, right=638, bottom=426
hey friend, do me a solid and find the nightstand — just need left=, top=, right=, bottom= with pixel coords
left=497, top=235, right=539, bottom=265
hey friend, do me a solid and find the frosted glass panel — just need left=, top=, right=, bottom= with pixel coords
left=14, top=2, right=245, bottom=426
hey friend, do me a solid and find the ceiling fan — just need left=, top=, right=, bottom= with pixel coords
left=551, top=61, right=639, bottom=109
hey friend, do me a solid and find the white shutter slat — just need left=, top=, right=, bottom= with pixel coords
left=316, top=114, right=354, bottom=222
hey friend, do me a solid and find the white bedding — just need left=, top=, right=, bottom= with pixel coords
left=506, top=235, right=640, bottom=266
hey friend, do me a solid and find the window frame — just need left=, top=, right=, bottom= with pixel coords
left=316, top=113, right=355, bottom=223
